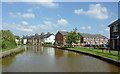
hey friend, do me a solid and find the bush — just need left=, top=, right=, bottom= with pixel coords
left=1, top=30, right=17, bottom=50
left=2, top=40, right=7, bottom=49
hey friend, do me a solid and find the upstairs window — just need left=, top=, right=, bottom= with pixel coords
left=113, top=25, right=118, bottom=32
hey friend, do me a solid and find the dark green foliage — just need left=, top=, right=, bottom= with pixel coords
left=1, top=30, right=17, bottom=50
left=66, top=28, right=82, bottom=46
left=18, top=40, right=21, bottom=45
left=26, top=38, right=29, bottom=44
left=43, top=42, right=52, bottom=45
left=21, top=38, right=24, bottom=44
left=14, top=35, right=20, bottom=39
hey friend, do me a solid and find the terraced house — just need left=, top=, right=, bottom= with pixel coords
left=108, top=18, right=120, bottom=50
left=23, top=32, right=55, bottom=45
left=55, top=31, right=108, bottom=46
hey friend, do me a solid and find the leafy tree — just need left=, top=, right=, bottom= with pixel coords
left=66, top=28, right=81, bottom=46
left=26, top=38, right=29, bottom=44
left=1, top=30, right=17, bottom=50
left=14, top=35, right=20, bottom=39
left=21, top=38, right=24, bottom=44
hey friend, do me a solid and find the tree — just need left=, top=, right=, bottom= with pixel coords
left=14, top=35, right=20, bottom=40
left=21, top=38, right=24, bottom=44
left=1, top=30, right=17, bottom=49
left=26, top=38, right=29, bottom=44
left=66, top=28, right=81, bottom=46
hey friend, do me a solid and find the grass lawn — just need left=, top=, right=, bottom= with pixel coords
left=60, top=46, right=120, bottom=61
left=0, top=46, right=18, bottom=52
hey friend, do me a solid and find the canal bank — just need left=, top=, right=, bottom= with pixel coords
left=0, top=46, right=25, bottom=58
left=50, top=46, right=120, bottom=67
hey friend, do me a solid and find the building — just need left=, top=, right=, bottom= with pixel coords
left=80, top=33, right=108, bottom=45
left=23, top=32, right=55, bottom=45
left=55, top=31, right=108, bottom=46
left=55, top=31, right=68, bottom=46
left=108, top=19, right=120, bottom=50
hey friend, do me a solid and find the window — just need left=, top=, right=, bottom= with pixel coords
left=114, top=25, right=118, bottom=32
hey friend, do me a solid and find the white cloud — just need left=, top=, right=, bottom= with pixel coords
left=27, top=8, right=32, bottom=12
left=9, top=12, right=35, bottom=19
left=88, top=26, right=91, bottom=30
left=57, top=19, right=69, bottom=27
left=27, top=7, right=40, bottom=12
left=21, top=21, right=28, bottom=25
left=81, top=27, right=86, bottom=30
left=17, top=28, right=33, bottom=32
left=3, top=22, right=33, bottom=32
left=22, top=13, right=35, bottom=18
left=74, top=4, right=109, bottom=19
left=105, top=28, right=109, bottom=31
left=81, top=26, right=91, bottom=30
left=30, top=19, right=69, bottom=30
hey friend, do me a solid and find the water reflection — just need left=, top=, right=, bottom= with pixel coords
left=1, top=46, right=119, bottom=72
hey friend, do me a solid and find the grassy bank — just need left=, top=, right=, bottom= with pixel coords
left=1, top=46, right=25, bottom=58
left=59, top=46, right=120, bottom=61
left=1, top=46, right=18, bottom=52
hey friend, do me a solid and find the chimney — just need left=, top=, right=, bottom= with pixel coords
left=35, top=33, right=38, bottom=36
left=47, top=32, right=50, bottom=35
left=41, top=32, right=44, bottom=35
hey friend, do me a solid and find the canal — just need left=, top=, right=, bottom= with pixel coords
left=1, top=46, right=119, bottom=72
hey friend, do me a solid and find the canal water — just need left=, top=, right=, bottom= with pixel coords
left=1, top=46, right=120, bottom=72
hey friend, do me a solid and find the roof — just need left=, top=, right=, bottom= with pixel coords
left=58, top=31, right=108, bottom=39
left=108, top=18, right=120, bottom=27
left=23, top=34, right=54, bottom=39
left=58, top=31, right=68, bottom=36
left=80, top=33, right=108, bottom=39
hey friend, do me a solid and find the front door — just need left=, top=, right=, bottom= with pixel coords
left=114, top=39, right=118, bottom=49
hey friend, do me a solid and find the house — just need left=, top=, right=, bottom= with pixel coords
left=80, top=33, right=108, bottom=45
left=15, top=39, right=19, bottom=44
left=44, top=32, right=55, bottom=45
left=23, top=32, right=55, bottom=45
left=108, top=18, right=120, bottom=50
left=55, top=31, right=68, bottom=46
left=55, top=31, right=108, bottom=46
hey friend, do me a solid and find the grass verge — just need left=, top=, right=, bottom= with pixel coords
left=60, top=46, right=120, bottom=61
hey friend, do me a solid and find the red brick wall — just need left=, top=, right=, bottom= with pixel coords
left=110, top=25, right=120, bottom=49
left=55, top=32, right=64, bottom=46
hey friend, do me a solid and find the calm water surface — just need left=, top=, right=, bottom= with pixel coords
left=1, top=46, right=120, bottom=72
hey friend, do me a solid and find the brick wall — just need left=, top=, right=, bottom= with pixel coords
left=55, top=32, right=64, bottom=46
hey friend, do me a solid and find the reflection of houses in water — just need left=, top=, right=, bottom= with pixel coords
left=55, top=48, right=65, bottom=56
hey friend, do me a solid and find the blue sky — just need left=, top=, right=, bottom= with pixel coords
left=2, top=2, right=118, bottom=38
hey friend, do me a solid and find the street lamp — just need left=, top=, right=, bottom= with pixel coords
left=117, top=36, right=119, bottom=55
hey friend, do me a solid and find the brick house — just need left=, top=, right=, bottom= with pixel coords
left=80, top=33, right=108, bottom=45
left=23, top=32, right=55, bottom=45
left=55, top=31, right=68, bottom=46
left=108, top=18, right=120, bottom=50
left=55, top=31, right=108, bottom=46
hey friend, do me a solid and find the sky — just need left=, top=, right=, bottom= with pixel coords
left=1, top=2, right=118, bottom=38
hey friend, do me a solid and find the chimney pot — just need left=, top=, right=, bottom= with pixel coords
left=47, top=32, right=50, bottom=35
left=35, top=33, right=38, bottom=36
left=41, top=32, right=44, bottom=35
